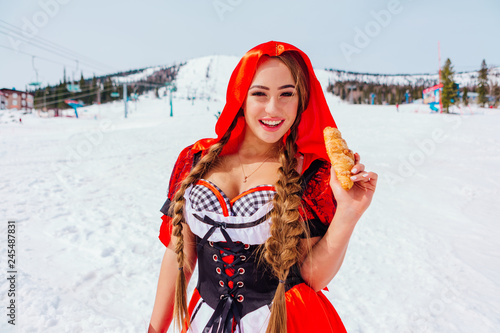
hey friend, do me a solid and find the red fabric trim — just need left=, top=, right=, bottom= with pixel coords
left=229, top=185, right=276, bottom=206
left=195, top=179, right=230, bottom=217
left=187, top=288, right=201, bottom=316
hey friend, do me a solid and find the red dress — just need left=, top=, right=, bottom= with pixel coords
left=158, top=146, right=347, bottom=333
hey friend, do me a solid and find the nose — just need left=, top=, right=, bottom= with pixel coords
left=265, top=96, right=280, bottom=115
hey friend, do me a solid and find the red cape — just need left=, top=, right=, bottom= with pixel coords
left=192, top=41, right=337, bottom=174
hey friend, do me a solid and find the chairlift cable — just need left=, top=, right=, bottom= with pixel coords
left=0, top=19, right=116, bottom=72
left=0, top=26, right=111, bottom=73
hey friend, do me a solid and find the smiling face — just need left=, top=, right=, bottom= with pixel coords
left=242, top=57, right=299, bottom=146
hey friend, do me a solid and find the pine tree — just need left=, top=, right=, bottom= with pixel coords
left=462, top=87, right=469, bottom=106
left=491, top=83, right=500, bottom=107
left=477, top=59, right=489, bottom=107
left=440, top=58, right=456, bottom=113
left=56, top=83, right=69, bottom=109
left=34, top=88, right=43, bottom=110
left=389, top=92, right=395, bottom=105
left=326, top=83, right=334, bottom=94
left=91, top=76, right=97, bottom=105
left=79, top=73, right=88, bottom=105
left=103, top=78, right=113, bottom=103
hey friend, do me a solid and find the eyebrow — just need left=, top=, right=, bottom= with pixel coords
left=249, top=84, right=296, bottom=90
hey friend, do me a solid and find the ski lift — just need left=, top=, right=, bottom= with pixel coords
left=66, top=83, right=82, bottom=93
left=66, top=60, right=81, bottom=93
left=29, top=56, right=42, bottom=88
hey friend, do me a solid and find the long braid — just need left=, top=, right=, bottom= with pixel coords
left=264, top=50, right=310, bottom=333
left=170, top=114, right=240, bottom=331
left=264, top=118, right=305, bottom=333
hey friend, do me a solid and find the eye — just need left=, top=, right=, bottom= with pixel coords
left=251, top=91, right=266, bottom=97
left=281, top=91, right=295, bottom=97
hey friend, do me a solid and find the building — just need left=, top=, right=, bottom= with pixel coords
left=0, top=91, right=6, bottom=110
left=0, top=88, right=34, bottom=111
left=422, top=83, right=443, bottom=112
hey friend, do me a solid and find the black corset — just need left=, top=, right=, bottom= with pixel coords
left=191, top=214, right=304, bottom=333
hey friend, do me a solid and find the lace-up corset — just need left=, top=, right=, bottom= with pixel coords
left=184, top=180, right=284, bottom=332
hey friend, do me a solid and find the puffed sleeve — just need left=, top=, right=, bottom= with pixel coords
left=299, top=160, right=337, bottom=238
left=158, top=144, right=198, bottom=247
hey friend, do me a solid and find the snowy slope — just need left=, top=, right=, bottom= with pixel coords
left=1, top=56, right=500, bottom=333
left=173, top=55, right=239, bottom=102
left=112, top=66, right=169, bottom=84
left=111, top=55, right=500, bottom=89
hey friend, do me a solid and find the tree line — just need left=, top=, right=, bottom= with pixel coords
left=327, top=81, right=426, bottom=106
left=33, top=64, right=181, bottom=110
left=328, top=60, right=500, bottom=112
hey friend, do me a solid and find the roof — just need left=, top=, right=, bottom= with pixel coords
left=0, top=88, right=33, bottom=95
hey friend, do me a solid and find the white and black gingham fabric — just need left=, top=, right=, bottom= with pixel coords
left=232, top=187, right=275, bottom=216
left=189, top=180, right=228, bottom=215
left=189, top=179, right=275, bottom=217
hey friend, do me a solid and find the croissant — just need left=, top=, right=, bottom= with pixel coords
left=323, top=126, right=355, bottom=190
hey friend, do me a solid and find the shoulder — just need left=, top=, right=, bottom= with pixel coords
left=167, top=144, right=202, bottom=199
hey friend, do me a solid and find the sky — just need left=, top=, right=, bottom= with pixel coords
left=0, top=0, right=499, bottom=91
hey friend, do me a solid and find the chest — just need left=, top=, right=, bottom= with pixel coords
left=189, top=178, right=276, bottom=217
left=203, top=156, right=281, bottom=201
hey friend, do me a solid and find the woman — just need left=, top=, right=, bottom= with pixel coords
left=149, top=41, right=377, bottom=333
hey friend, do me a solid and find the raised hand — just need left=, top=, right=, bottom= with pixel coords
left=329, top=152, right=378, bottom=222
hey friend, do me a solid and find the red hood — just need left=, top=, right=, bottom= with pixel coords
left=192, top=41, right=337, bottom=174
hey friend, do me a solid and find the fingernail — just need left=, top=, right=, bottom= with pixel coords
left=351, top=176, right=357, bottom=180
left=362, top=174, right=369, bottom=178
left=352, top=168, right=357, bottom=173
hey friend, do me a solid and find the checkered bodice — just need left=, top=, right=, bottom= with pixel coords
left=189, top=179, right=276, bottom=217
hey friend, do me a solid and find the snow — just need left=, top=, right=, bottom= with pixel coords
left=173, top=55, right=239, bottom=102
left=1, top=56, right=500, bottom=333
left=112, top=66, right=168, bottom=84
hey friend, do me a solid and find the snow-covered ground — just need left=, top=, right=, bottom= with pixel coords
left=1, top=57, right=500, bottom=333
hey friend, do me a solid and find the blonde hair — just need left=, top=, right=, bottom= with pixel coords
left=170, top=50, right=310, bottom=333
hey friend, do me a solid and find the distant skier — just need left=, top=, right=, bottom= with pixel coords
left=19, top=118, right=22, bottom=124
left=396, top=103, right=399, bottom=112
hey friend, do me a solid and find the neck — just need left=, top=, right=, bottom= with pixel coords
left=239, top=131, right=280, bottom=161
